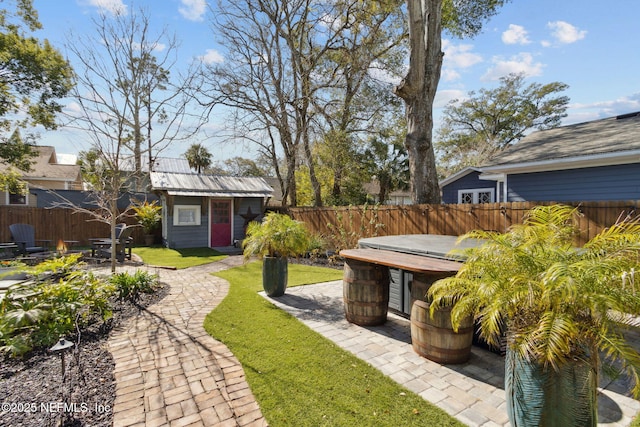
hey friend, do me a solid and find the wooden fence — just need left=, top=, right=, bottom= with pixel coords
left=1, top=201, right=639, bottom=251
left=288, top=201, right=640, bottom=249
left=0, top=206, right=147, bottom=248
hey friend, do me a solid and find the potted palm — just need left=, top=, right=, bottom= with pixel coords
left=242, top=212, right=310, bottom=297
left=133, top=200, right=162, bottom=246
left=428, top=204, right=640, bottom=426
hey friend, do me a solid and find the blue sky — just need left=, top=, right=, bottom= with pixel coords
left=31, top=0, right=640, bottom=162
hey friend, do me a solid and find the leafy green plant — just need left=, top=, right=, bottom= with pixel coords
left=132, top=200, right=162, bottom=234
left=0, top=255, right=115, bottom=357
left=243, top=212, right=310, bottom=259
left=326, top=203, right=385, bottom=253
left=306, top=233, right=327, bottom=260
left=110, top=270, right=158, bottom=303
left=428, top=205, right=640, bottom=424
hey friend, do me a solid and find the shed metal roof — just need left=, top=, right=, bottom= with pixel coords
left=150, top=172, right=273, bottom=197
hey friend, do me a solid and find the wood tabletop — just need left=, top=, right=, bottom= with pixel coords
left=340, top=248, right=461, bottom=273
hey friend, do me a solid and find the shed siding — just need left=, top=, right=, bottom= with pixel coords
left=233, top=198, right=264, bottom=243
left=164, top=196, right=266, bottom=249
left=441, top=171, right=492, bottom=204
left=165, top=196, right=208, bottom=249
left=507, top=163, right=640, bottom=202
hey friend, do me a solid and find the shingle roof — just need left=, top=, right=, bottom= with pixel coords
left=0, top=145, right=81, bottom=183
left=150, top=172, right=273, bottom=198
left=483, top=112, right=640, bottom=170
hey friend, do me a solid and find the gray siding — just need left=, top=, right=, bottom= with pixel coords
left=233, top=198, right=264, bottom=243
left=507, top=163, right=640, bottom=202
left=32, top=189, right=158, bottom=209
left=165, top=196, right=208, bottom=249
left=441, top=171, right=491, bottom=204
left=165, top=196, right=266, bottom=249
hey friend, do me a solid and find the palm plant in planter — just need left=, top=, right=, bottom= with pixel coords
left=428, top=204, right=640, bottom=426
left=242, top=212, right=310, bottom=297
left=133, top=200, right=162, bottom=245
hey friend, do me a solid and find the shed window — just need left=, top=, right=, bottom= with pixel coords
left=173, top=205, right=201, bottom=226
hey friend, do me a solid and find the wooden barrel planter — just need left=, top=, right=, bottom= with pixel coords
left=343, top=258, right=390, bottom=326
left=410, top=300, right=474, bottom=364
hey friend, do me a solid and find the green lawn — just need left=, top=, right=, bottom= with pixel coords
left=132, top=246, right=227, bottom=269
left=204, top=261, right=464, bottom=427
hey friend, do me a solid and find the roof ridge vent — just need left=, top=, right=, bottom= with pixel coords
left=616, top=111, right=640, bottom=120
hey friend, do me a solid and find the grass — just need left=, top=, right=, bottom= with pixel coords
left=204, top=261, right=464, bottom=427
left=132, top=246, right=228, bottom=269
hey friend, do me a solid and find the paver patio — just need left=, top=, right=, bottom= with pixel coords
left=263, top=280, right=640, bottom=427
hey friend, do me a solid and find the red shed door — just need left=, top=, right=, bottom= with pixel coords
left=210, top=199, right=232, bottom=247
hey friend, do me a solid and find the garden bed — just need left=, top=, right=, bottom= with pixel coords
left=0, top=281, right=169, bottom=427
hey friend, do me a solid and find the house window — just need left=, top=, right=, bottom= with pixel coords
left=173, top=205, right=201, bottom=226
left=6, top=191, right=27, bottom=205
left=458, top=188, right=494, bottom=204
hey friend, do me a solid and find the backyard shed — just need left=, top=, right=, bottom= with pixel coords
left=150, top=172, right=273, bottom=249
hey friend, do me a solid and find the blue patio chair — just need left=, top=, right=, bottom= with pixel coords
left=9, top=223, right=51, bottom=256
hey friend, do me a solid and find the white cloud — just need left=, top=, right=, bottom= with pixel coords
left=547, top=21, right=587, bottom=44
left=569, top=93, right=640, bottom=119
left=434, top=89, right=466, bottom=108
left=199, top=49, right=224, bottom=65
left=179, top=0, right=207, bottom=22
left=502, top=24, right=530, bottom=45
left=441, top=69, right=461, bottom=82
left=442, top=40, right=483, bottom=69
left=481, top=52, right=544, bottom=81
left=86, top=0, right=127, bottom=15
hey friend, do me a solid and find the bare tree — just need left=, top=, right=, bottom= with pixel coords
left=309, top=0, right=405, bottom=205
left=60, top=7, right=202, bottom=271
left=66, top=7, right=202, bottom=191
left=201, top=0, right=405, bottom=206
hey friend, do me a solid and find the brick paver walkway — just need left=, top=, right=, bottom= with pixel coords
left=105, top=256, right=267, bottom=427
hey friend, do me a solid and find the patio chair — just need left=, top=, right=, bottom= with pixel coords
left=9, top=223, right=51, bottom=256
left=94, top=225, right=134, bottom=262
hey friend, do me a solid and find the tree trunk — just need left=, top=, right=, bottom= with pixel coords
left=394, top=0, right=443, bottom=204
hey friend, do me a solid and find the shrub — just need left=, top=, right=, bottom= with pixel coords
left=0, top=255, right=115, bottom=357
left=110, top=270, right=158, bottom=303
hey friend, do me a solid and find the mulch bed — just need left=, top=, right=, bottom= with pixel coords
left=0, top=282, right=169, bottom=427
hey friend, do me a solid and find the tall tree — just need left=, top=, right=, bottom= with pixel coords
left=65, top=7, right=201, bottom=191
left=62, top=7, right=200, bottom=272
left=393, top=0, right=509, bottom=204
left=364, top=122, right=409, bottom=204
left=310, top=0, right=406, bottom=205
left=436, top=73, right=569, bottom=176
left=202, top=0, right=406, bottom=207
left=185, top=143, right=212, bottom=173
left=0, top=0, right=73, bottom=187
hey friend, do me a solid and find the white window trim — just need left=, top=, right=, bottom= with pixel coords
left=173, top=205, right=201, bottom=226
left=458, top=188, right=495, bottom=204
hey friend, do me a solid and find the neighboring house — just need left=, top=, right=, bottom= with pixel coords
left=0, top=145, right=82, bottom=207
left=150, top=172, right=273, bottom=249
left=440, top=112, right=640, bottom=204
left=440, top=167, right=493, bottom=204
left=363, top=181, right=413, bottom=205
